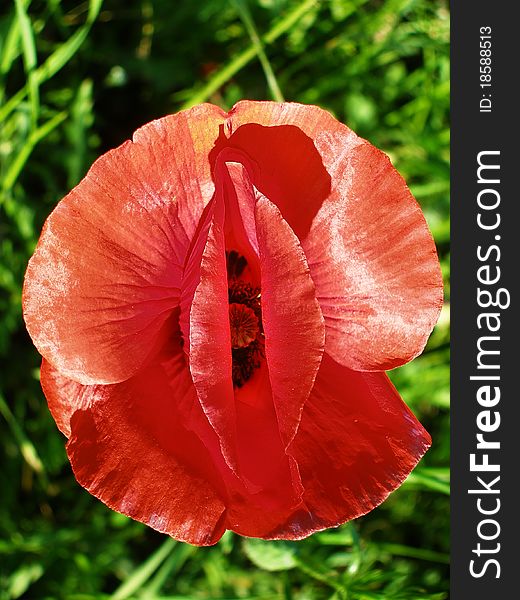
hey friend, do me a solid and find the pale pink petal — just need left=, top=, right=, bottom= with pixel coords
left=23, top=105, right=226, bottom=385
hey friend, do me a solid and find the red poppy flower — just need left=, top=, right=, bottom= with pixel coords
left=23, top=101, right=443, bottom=545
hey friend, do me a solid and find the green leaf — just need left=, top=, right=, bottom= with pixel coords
left=243, top=539, right=298, bottom=571
left=8, top=563, right=44, bottom=599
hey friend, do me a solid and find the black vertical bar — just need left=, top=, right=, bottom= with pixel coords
left=451, top=1, right=517, bottom=597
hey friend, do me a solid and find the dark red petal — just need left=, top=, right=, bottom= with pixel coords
left=231, top=363, right=304, bottom=532
left=175, top=360, right=302, bottom=538
left=219, top=102, right=333, bottom=241
left=43, top=350, right=302, bottom=542
left=225, top=101, right=443, bottom=371
left=42, top=356, right=227, bottom=545
left=267, top=353, right=431, bottom=540
left=23, top=105, right=226, bottom=385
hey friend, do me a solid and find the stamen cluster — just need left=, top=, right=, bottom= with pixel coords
left=226, top=253, right=264, bottom=388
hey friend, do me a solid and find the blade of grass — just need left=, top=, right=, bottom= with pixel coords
left=375, top=543, right=449, bottom=564
left=0, top=391, right=47, bottom=484
left=233, top=0, right=284, bottom=102
left=66, top=78, right=94, bottom=187
left=0, top=0, right=103, bottom=123
left=181, top=0, right=318, bottom=109
left=293, top=556, right=348, bottom=599
left=1, top=12, right=22, bottom=76
left=1, top=110, right=67, bottom=192
left=141, top=543, right=195, bottom=598
left=418, top=467, right=450, bottom=480
left=403, top=470, right=450, bottom=495
left=0, top=15, right=21, bottom=108
left=111, top=537, right=176, bottom=600
left=14, top=0, right=40, bottom=126
left=346, top=522, right=362, bottom=575
left=36, top=0, right=103, bottom=83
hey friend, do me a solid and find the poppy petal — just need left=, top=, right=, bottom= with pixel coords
left=178, top=165, right=309, bottom=501
left=42, top=355, right=228, bottom=545
left=218, top=159, right=325, bottom=448
left=267, top=353, right=431, bottom=539
left=224, top=100, right=443, bottom=370
left=43, top=349, right=301, bottom=542
left=220, top=102, right=333, bottom=241
left=255, top=192, right=325, bottom=448
left=41, top=359, right=93, bottom=438
left=187, top=204, right=238, bottom=474
left=23, top=104, right=226, bottom=385
left=231, top=363, right=304, bottom=531
left=172, top=359, right=303, bottom=538
left=217, top=155, right=261, bottom=274
left=302, top=142, right=443, bottom=371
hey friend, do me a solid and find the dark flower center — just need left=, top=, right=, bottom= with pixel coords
left=226, top=251, right=264, bottom=388
left=229, top=303, right=259, bottom=349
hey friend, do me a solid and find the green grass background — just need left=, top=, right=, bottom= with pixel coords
left=0, top=1, right=449, bottom=598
